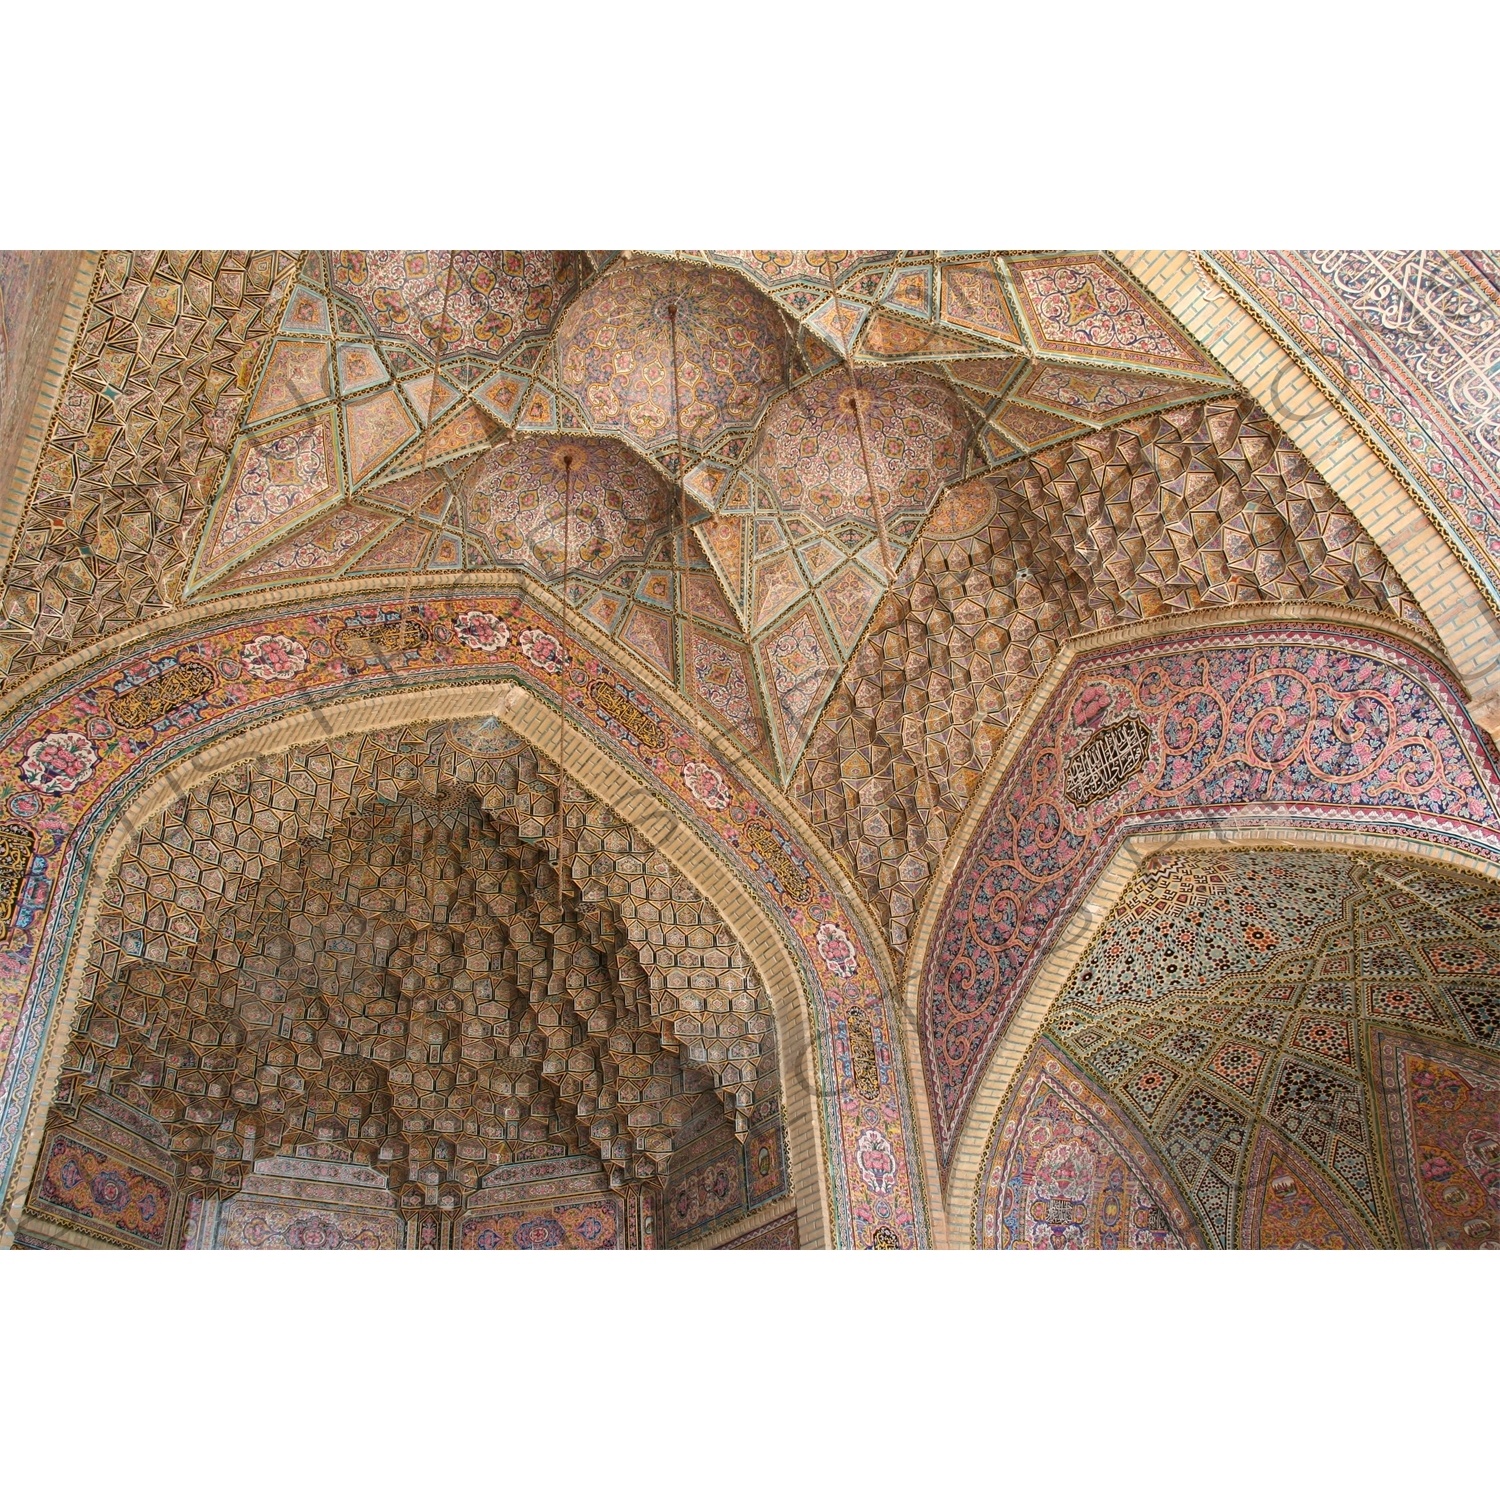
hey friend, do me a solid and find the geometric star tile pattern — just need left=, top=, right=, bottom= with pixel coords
left=981, top=847, right=1500, bottom=1248
left=14, top=250, right=1241, bottom=796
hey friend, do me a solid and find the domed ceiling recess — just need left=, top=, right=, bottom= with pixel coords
left=176, top=251, right=1236, bottom=778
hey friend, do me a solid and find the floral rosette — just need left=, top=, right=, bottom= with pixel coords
left=454, top=610, right=511, bottom=652
left=20, top=730, right=99, bottom=796
left=815, top=921, right=859, bottom=979
left=519, top=628, right=565, bottom=673
left=682, top=761, right=732, bottom=811
left=855, top=1128, right=897, bottom=1194
left=240, top=633, right=309, bottom=682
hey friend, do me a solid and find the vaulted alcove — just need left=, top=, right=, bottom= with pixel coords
left=19, top=721, right=796, bottom=1249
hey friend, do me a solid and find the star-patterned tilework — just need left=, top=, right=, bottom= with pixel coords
left=980, top=848, right=1500, bottom=1248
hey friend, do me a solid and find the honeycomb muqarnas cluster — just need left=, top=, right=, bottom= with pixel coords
left=793, top=398, right=1429, bottom=952
left=34, top=721, right=788, bottom=1246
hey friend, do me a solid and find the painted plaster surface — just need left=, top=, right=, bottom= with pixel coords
left=0, top=586, right=924, bottom=1247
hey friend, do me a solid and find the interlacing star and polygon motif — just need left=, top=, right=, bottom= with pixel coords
left=981, top=848, right=1500, bottom=1248
left=5, top=250, right=1251, bottom=796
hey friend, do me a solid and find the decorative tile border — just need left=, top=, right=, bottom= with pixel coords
left=0, top=578, right=929, bottom=1248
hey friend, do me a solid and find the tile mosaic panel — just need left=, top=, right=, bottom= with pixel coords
left=979, top=848, right=1500, bottom=1247
left=924, top=622, right=1500, bottom=1158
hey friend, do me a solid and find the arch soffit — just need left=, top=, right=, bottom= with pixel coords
left=943, top=825, right=1500, bottom=1244
left=897, top=599, right=1495, bottom=1240
left=0, top=571, right=938, bottom=1248
left=1115, top=251, right=1500, bottom=732
left=1, top=677, right=836, bottom=1249
left=0, top=561, right=912, bottom=942
left=0, top=567, right=904, bottom=1023
left=904, top=598, right=1457, bottom=986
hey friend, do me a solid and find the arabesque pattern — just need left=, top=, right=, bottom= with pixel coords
left=924, top=622, right=1500, bottom=1159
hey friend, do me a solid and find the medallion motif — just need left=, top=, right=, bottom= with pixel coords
left=817, top=921, right=859, bottom=979
left=331, top=618, right=430, bottom=660
left=846, top=1008, right=880, bottom=1100
left=681, top=761, right=732, bottom=811
left=240, top=634, right=309, bottom=682
left=855, top=1128, right=897, bottom=1194
left=741, top=821, right=810, bottom=904
left=19, top=731, right=99, bottom=796
left=0, top=825, right=35, bottom=930
left=453, top=610, right=510, bottom=653
left=518, top=628, right=564, bottom=673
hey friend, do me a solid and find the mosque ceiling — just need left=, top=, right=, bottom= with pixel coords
left=27, top=721, right=789, bottom=1249
left=792, top=396, right=1431, bottom=953
left=0, top=248, right=1492, bottom=985
left=0, top=251, right=1241, bottom=778
left=979, top=847, right=1500, bottom=1249
left=8, top=247, right=1500, bottom=1254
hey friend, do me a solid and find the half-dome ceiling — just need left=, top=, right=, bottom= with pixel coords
left=752, top=364, right=968, bottom=538
left=465, top=434, right=671, bottom=580
left=555, top=257, right=790, bottom=460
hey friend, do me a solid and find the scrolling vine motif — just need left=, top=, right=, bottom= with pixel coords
left=923, top=629, right=1500, bottom=1159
